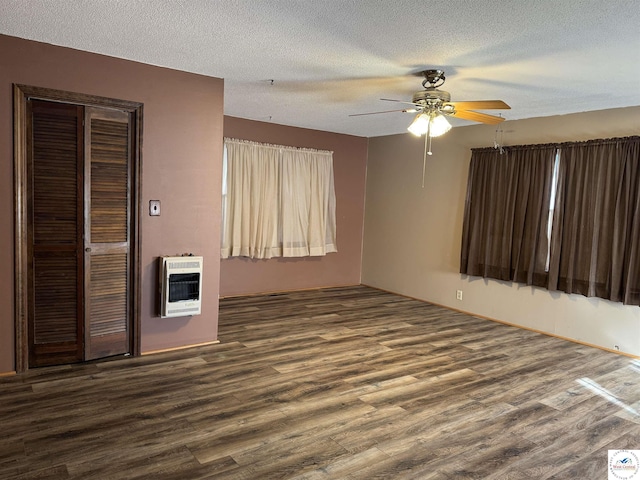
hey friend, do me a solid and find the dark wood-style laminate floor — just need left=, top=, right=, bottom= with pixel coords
left=2, top=285, right=640, bottom=479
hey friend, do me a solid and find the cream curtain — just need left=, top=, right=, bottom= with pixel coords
left=221, top=138, right=337, bottom=259
left=221, top=139, right=280, bottom=259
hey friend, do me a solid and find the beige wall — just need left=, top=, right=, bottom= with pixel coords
left=220, top=117, right=367, bottom=296
left=363, top=106, right=640, bottom=356
left=0, top=34, right=224, bottom=373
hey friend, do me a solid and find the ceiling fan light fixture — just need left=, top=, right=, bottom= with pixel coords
left=429, top=113, right=452, bottom=137
left=407, top=112, right=451, bottom=137
left=407, top=113, right=430, bottom=136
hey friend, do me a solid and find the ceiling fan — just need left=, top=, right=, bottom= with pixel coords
left=352, top=69, right=510, bottom=186
left=353, top=69, right=510, bottom=134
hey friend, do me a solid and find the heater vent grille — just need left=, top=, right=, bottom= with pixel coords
left=168, top=261, right=201, bottom=269
left=159, top=256, right=203, bottom=318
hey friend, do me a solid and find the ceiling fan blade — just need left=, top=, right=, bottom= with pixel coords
left=448, top=100, right=510, bottom=110
left=380, top=98, right=421, bottom=107
left=451, top=109, right=506, bottom=125
left=349, top=108, right=416, bottom=117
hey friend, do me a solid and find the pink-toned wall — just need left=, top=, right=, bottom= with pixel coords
left=220, top=117, right=368, bottom=297
left=0, top=34, right=224, bottom=373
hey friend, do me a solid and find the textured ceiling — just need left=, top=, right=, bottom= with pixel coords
left=1, top=0, right=639, bottom=137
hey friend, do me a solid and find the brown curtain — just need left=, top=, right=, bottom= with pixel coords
left=461, top=136, right=640, bottom=306
left=460, top=145, right=558, bottom=286
left=549, top=136, right=640, bottom=304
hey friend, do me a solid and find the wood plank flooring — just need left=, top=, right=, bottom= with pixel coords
left=2, top=285, right=640, bottom=479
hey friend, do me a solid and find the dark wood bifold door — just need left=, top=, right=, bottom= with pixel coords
left=84, top=107, right=132, bottom=360
left=27, top=100, right=84, bottom=367
left=26, top=99, right=134, bottom=367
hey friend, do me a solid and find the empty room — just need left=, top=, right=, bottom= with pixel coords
left=1, top=1, right=640, bottom=479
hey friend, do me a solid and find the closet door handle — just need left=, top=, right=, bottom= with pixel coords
left=85, top=247, right=92, bottom=253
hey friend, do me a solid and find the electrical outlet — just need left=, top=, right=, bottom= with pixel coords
left=149, top=200, right=161, bottom=216
left=456, top=290, right=463, bottom=301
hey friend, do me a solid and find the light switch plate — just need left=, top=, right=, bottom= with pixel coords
left=149, top=200, right=161, bottom=216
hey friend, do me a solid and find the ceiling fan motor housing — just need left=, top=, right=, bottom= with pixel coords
left=412, top=88, right=451, bottom=107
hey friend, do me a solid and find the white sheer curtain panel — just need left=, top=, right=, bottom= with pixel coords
left=221, top=138, right=337, bottom=259
left=281, top=148, right=337, bottom=257
left=221, top=140, right=281, bottom=259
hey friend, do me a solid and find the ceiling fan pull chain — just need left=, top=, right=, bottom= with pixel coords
left=422, top=135, right=427, bottom=188
left=422, top=121, right=432, bottom=188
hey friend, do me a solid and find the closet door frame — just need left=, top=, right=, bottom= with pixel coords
left=13, top=84, right=143, bottom=373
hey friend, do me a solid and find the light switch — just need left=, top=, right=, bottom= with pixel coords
left=149, top=200, right=161, bottom=216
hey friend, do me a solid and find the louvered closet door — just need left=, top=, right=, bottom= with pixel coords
left=84, top=107, right=132, bottom=360
left=27, top=100, right=84, bottom=367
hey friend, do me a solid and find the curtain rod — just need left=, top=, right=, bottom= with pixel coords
left=224, top=137, right=333, bottom=155
left=472, top=135, right=640, bottom=153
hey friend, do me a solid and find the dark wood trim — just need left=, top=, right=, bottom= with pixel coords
left=131, top=104, right=143, bottom=357
left=13, top=84, right=144, bottom=372
left=14, top=84, right=143, bottom=111
left=13, top=86, right=28, bottom=373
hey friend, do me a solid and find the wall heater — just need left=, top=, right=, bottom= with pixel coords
left=159, top=255, right=203, bottom=318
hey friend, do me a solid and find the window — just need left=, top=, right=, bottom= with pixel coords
left=544, top=150, right=561, bottom=273
left=461, top=136, right=640, bottom=306
left=221, top=138, right=337, bottom=259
